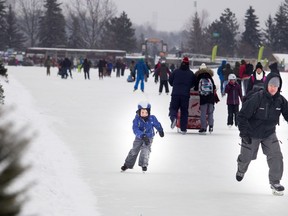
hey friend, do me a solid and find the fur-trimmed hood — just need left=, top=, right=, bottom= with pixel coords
left=195, top=68, right=214, bottom=77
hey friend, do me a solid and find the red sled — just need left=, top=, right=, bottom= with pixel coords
left=176, top=90, right=202, bottom=130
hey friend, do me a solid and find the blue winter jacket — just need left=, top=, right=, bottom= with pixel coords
left=133, top=60, right=149, bottom=79
left=217, top=60, right=226, bottom=81
left=132, top=114, right=163, bottom=139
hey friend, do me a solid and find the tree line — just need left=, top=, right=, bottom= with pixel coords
left=185, top=1, right=288, bottom=59
left=1, top=0, right=288, bottom=59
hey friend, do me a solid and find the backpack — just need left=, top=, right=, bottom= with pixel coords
left=245, top=63, right=254, bottom=76
left=199, top=78, right=213, bottom=96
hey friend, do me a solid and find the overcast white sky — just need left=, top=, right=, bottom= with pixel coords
left=113, top=0, right=285, bottom=31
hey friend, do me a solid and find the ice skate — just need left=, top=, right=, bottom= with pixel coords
left=208, top=125, right=213, bottom=133
left=270, top=183, right=284, bottom=196
left=170, top=118, right=177, bottom=129
left=121, top=165, right=128, bottom=172
left=142, top=166, right=147, bottom=173
left=198, top=128, right=206, bottom=135
left=236, top=170, right=244, bottom=182
left=178, top=130, right=187, bottom=135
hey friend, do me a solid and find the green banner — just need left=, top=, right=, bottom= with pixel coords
left=257, top=46, right=264, bottom=62
left=211, top=45, right=218, bottom=62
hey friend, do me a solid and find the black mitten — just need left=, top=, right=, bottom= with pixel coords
left=141, top=134, right=150, bottom=145
left=159, top=131, right=164, bottom=137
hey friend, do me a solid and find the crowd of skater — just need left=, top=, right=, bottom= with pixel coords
left=41, top=53, right=288, bottom=195
left=117, top=56, right=288, bottom=196
left=44, top=56, right=127, bottom=79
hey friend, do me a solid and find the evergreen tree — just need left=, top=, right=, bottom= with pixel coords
left=204, top=8, right=239, bottom=56
left=0, top=61, right=7, bottom=77
left=67, top=15, right=85, bottom=49
left=264, top=15, right=276, bottom=46
left=0, top=0, right=7, bottom=50
left=219, top=8, right=239, bottom=56
left=238, top=6, right=262, bottom=57
left=0, top=84, right=4, bottom=105
left=38, top=0, right=67, bottom=47
left=17, top=0, right=42, bottom=47
left=6, top=5, right=26, bottom=50
left=274, top=2, right=288, bottom=52
left=263, top=15, right=276, bottom=55
left=0, top=61, right=6, bottom=104
left=203, top=20, right=222, bottom=55
left=101, top=11, right=136, bottom=52
left=187, top=12, right=204, bottom=54
left=0, top=109, right=31, bottom=215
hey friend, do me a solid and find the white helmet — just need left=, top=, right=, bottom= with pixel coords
left=228, top=74, right=236, bottom=80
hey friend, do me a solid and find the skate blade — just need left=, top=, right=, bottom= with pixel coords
left=272, top=189, right=284, bottom=196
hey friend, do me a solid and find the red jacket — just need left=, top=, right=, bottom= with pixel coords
left=239, top=64, right=250, bottom=79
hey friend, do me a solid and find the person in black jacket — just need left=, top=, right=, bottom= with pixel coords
left=246, top=62, right=266, bottom=94
left=194, top=63, right=216, bottom=133
left=168, top=57, right=196, bottom=134
left=154, top=60, right=171, bottom=95
left=81, top=58, right=91, bottom=80
left=236, top=72, right=288, bottom=195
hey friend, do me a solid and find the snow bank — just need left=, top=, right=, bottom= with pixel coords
left=2, top=74, right=100, bottom=216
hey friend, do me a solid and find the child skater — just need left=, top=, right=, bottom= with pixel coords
left=225, top=73, right=243, bottom=127
left=121, top=101, right=164, bottom=172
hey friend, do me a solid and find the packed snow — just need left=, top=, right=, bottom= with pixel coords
left=2, top=65, right=288, bottom=216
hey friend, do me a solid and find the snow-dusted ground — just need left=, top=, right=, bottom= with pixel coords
left=2, top=65, right=288, bottom=216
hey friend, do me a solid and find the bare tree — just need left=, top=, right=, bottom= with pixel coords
left=66, top=0, right=116, bottom=49
left=16, top=0, right=43, bottom=47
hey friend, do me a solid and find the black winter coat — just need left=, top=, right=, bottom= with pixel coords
left=246, top=71, right=266, bottom=94
left=155, top=64, right=171, bottom=81
left=238, top=72, right=288, bottom=139
left=168, top=64, right=196, bottom=97
left=194, top=68, right=216, bottom=105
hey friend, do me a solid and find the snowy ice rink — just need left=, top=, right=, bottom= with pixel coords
left=2, top=65, right=288, bottom=216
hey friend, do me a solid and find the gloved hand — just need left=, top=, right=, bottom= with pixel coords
left=241, top=136, right=251, bottom=144
left=141, top=134, right=150, bottom=145
left=159, top=131, right=164, bottom=137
